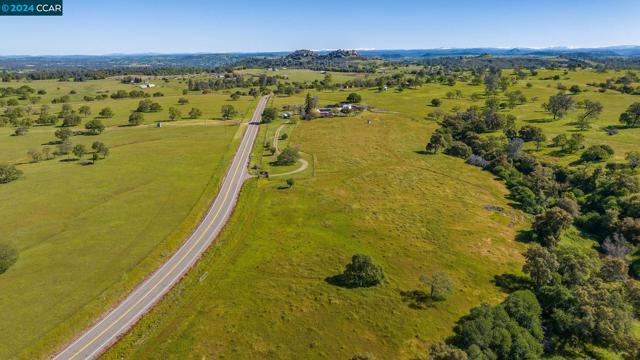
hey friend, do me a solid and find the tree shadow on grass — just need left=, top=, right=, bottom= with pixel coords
left=325, top=274, right=352, bottom=288
left=523, top=118, right=554, bottom=124
left=548, top=149, right=570, bottom=158
left=414, top=150, right=430, bottom=155
left=400, top=290, right=436, bottom=309
left=492, top=273, right=532, bottom=294
left=324, top=274, right=379, bottom=289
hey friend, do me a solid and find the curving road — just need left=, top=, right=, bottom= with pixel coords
left=53, top=95, right=270, bottom=360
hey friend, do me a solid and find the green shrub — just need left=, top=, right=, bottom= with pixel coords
left=445, top=141, right=472, bottom=159
left=0, top=243, right=18, bottom=274
left=339, top=254, right=385, bottom=288
left=581, top=144, right=614, bottom=162
left=275, top=147, right=299, bottom=166
left=0, top=164, right=22, bottom=184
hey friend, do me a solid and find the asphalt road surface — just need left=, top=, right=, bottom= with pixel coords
left=53, top=95, right=270, bottom=360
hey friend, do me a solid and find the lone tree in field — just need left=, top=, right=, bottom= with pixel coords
left=178, top=97, right=189, bottom=105
left=92, top=141, right=110, bottom=158
left=0, top=164, right=22, bottom=184
left=261, top=107, right=277, bottom=123
left=84, top=119, right=105, bottom=135
left=286, top=178, right=295, bottom=188
left=59, top=103, right=74, bottom=118
left=619, top=102, right=640, bottom=128
left=576, top=100, right=603, bottom=131
left=275, top=147, right=300, bottom=166
left=72, top=144, right=86, bottom=159
left=532, top=207, right=573, bottom=247
left=62, top=114, right=82, bottom=127
left=14, top=126, right=28, bottom=136
left=189, top=107, right=203, bottom=119
left=99, top=107, right=114, bottom=118
left=54, top=128, right=73, bottom=142
left=430, top=98, right=442, bottom=107
left=543, top=92, right=574, bottom=119
left=220, top=105, right=236, bottom=120
left=346, top=92, right=362, bottom=103
left=302, top=93, right=318, bottom=119
left=484, top=67, right=501, bottom=94
left=0, top=243, right=18, bottom=274
left=128, top=112, right=144, bottom=126
left=420, top=272, right=453, bottom=301
left=27, top=149, right=43, bottom=162
left=56, top=141, right=72, bottom=157
left=168, top=106, right=182, bottom=121
left=339, top=254, right=385, bottom=288
left=78, top=105, right=92, bottom=117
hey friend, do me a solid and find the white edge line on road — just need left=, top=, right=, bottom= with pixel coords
left=52, top=96, right=268, bottom=360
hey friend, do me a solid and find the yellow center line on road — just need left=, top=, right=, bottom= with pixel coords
left=65, top=96, right=266, bottom=360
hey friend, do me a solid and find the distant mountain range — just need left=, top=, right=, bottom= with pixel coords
left=1, top=46, right=640, bottom=70
left=356, top=46, right=640, bottom=59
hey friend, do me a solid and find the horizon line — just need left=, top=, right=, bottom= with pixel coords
left=0, top=44, right=639, bottom=58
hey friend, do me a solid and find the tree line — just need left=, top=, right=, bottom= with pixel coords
left=424, top=92, right=640, bottom=359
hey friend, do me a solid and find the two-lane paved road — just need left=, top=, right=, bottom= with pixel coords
left=54, top=95, right=270, bottom=360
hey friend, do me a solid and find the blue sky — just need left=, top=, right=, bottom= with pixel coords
left=0, top=0, right=638, bottom=55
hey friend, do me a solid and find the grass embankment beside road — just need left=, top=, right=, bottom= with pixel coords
left=105, top=112, right=526, bottom=359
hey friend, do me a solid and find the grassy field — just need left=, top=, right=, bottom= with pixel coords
left=105, top=111, right=527, bottom=359
left=102, top=69, right=639, bottom=359
left=5, top=78, right=258, bottom=127
left=0, top=117, right=245, bottom=358
left=1, top=68, right=638, bottom=358
left=263, top=68, right=640, bottom=164
left=235, top=68, right=369, bottom=83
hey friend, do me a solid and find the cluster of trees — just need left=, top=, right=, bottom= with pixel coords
left=110, top=89, right=148, bottom=100
left=43, top=127, right=110, bottom=164
left=1, top=105, right=31, bottom=130
left=0, top=85, right=36, bottom=101
left=21, top=104, right=98, bottom=128
left=0, top=103, right=104, bottom=134
left=1, top=67, right=214, bottom=83
left=186, top=74, right=278, bottom=92
left=234, top=50, right=373, bottom=73
left=424, top=95, right=640, bottom=359
left=82, top=94, right=109, bottom=102
left=432, top=245, right=640, bottom=359
left=589, top=71, right=640, bottom=95
left=136, top=99, right=163, bottom=112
